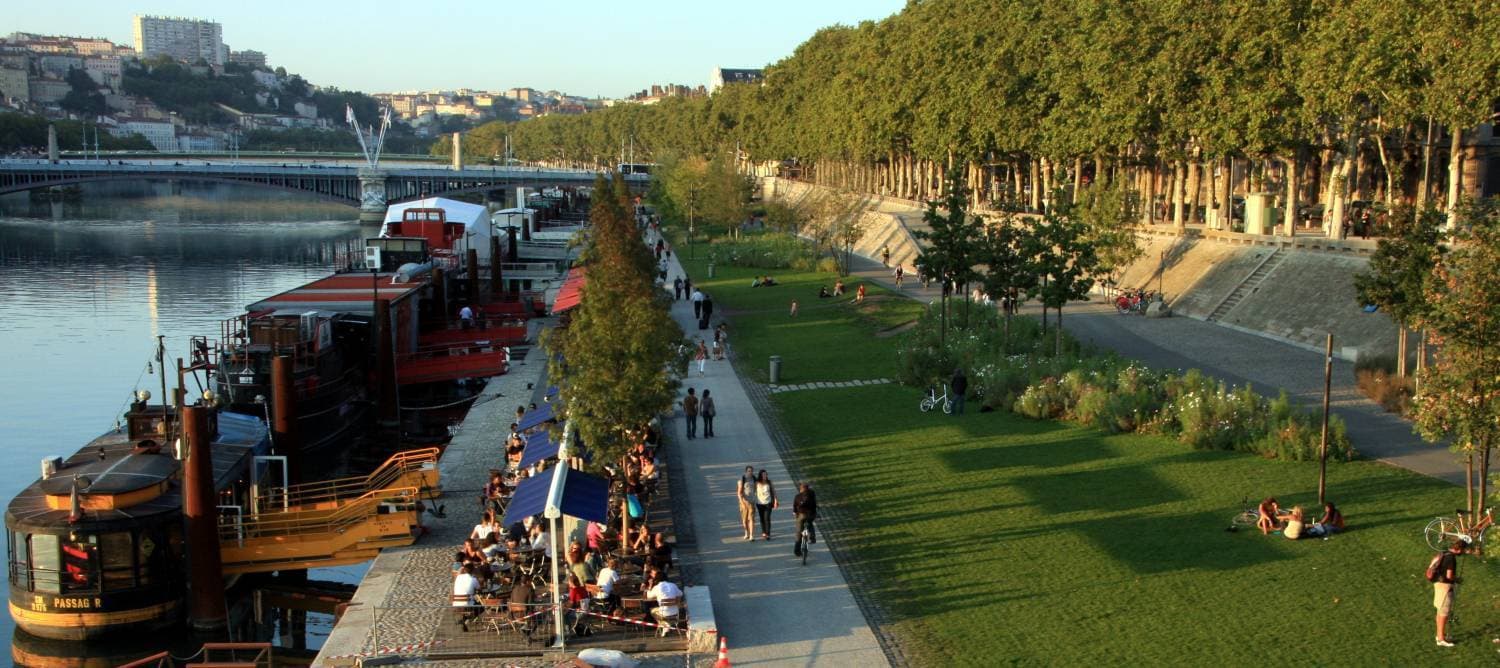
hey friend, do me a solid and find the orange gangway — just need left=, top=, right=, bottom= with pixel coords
left=254, top=447, right=440, bottom=514
left=220, top=487, right=422, bottom=575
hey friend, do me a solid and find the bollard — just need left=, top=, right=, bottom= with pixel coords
left=769, top=355, right=782, bottom=385
left=708, top=262, right=716, bottom=278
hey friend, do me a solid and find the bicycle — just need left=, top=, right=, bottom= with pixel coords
left=1425, top=507, right=1494, bottom=553
left=919, top=384, right=952, bottom=414
left=796, top=519, right=815, bottom=565
left=1229, top=498, right=1260, bottom=530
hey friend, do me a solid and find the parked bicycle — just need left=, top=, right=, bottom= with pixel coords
left=1115, top=289, right=1155, bottom=315
left=1425, top=507, right=1493, bottom=553
left=1229, top=498, right=1260, bottom=530
left=919, top=384, right=952, bottom=414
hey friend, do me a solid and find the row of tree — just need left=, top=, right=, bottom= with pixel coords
left=1358, top=201, right=1500, bottom=512
left=455, top=0, right=1497, bottom=235
left=916, top=172, right=1139, bottom=354
left=0, top=112, right=154, bottom=153
left=544, top=174, right=682, bottom=470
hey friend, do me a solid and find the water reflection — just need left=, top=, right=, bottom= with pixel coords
left=0, top=181, right=368, bottom=659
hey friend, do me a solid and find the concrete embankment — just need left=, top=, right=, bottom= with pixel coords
left=762, top=177, right=1400, bottom=361
left=315, top=351, right=547, bottom=665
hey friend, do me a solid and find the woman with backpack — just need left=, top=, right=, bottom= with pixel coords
left=700, top=389, right=716, bottom=438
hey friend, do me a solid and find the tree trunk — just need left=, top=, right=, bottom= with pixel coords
left=1172, top=160, right=1186, bottom=232
left=1095, top=155, right=1106, bottom=186
left=1283, top=152, right=1299, bottom=236
left=1480, top=434, right=1491, bottom=517
left=1418, top=118, right=1434, bottom=209
left=1217, top=156, right=1232, bottom=231
left=1029, top=158, right=1041, bottom=212
left=621, top=498, right=631, bottom=555
left=1041, top=157, right=1053, bottom=213
left=1445, top=125, right=1464, bottom=229
left=1055, top=306, right=1064, bottom=356
left=1397, top=328, right=1408, bottom=377
left=1467, top=452, right=1475, bottom=513
left=1073, top=156, right=1084, bottom=202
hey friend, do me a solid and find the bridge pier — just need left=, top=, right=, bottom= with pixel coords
left=357, top=168, right=388, bottom=222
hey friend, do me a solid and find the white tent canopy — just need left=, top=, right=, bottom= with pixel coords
left=381, top=197, right=493, bottom=263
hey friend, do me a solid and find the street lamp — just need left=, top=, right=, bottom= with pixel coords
left=687, top=186, right=698, bottom=260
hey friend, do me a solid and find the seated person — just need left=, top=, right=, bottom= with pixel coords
left=1283, top=506, right=1306, bottom=540
left=763, top=276, right=778, bottom=286
left=586, top=520, right=612, bottom=552
left=833, top=280, right=845, bottom=296
left=1317, top=501, right=1345, bottom=534
left=648, top=533, right=674, bottom=574
left=629, top=525, right=652, bottom=553
left=647, top=575, right=683, bottom=626
left=751, top=276, right=763, bottom=288
left=451, top=564, right=481, bottom=630
left=594, top=557, right=623, bottom=614
left=818, top=286, right=831, bottom=298
left=1256, top=497, right=1282, bottom=535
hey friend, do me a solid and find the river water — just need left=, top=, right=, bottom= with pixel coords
left=0, top=181, right=368, bottom=659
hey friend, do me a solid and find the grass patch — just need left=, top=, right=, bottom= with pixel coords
left=663, top=220, right=1491, bottom=661
left=775, top=385, right=1493, bottom=665
left=675, top=250, right=925, bottom=383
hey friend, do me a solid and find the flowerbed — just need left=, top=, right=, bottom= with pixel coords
left=896, top=305, right=1354, bottom=462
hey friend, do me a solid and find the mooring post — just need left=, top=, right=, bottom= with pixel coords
left=466, top=248, right=480, bottom=305
left=183, top=404, right=228, bottom=631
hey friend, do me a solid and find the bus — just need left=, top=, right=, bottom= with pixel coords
left=617, top=163, right=656, bottom=175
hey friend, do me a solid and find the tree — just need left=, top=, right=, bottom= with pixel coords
left=1028, top=205, right=1100, bottom=355
left=913, top=169, right=985, bottom=346
left=1354, top=206, right=1446, bottom=375
left=977, top=211, right=1036, bottom=348
left=545, top=174, right=681, bottom=471
left=1073, top=182, right=1142, bottom=290
left=1414, top=201, right=1500, bottom=513
left=60, top=67, right=107, bottom=117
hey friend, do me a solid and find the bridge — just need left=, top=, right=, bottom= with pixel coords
left=0, top=160, right=647, bottom=220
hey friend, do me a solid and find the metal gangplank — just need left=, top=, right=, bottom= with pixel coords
left=219, top=486, right=423, bottom=575
left=254, top=447, right=441, bottom=514
left=215, top=448, right=441, bottom=575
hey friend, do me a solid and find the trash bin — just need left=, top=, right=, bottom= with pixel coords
left=708, top=262, right=716, bottom=278
left=769, top=355, right=782, bottom=384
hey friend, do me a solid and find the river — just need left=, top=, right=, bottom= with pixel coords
left=0, top=181, right=368, bottom=660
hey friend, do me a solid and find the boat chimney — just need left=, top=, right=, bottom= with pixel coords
left=466, top=248, right=480, bottom=304
left=271, top=354, right=303, bottom=484
left=183, top=404, right=228, bottom=631
left=40, top=456, right=63, bottom=480
left=47, top=124, right=58, bottom=164
left=374, top=299, right=399, bottom=427
left=490, top=236, right=503, bottom=298
left=451, top=132, right=462, bottom=171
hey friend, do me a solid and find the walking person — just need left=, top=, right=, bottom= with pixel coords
left=881, top=245, right=890, bottom=267
left=673, top=276, right=683, bottom=300
left=695, top=339, right=709, bottom=376
left=701, top=294, right=715, bottom=322
left=691, top=288, right=705, bottom=320
left=950, top=366, right=968, bottom=415
left=753, top=469, right=778, bottom=540
left=789, top=300, right=799, bottom=317
left=894, top=265, right=904, bottom=290
left=683, top=277, right=693, bottom=300
left=793, top=482, right=817, bottom=558
left=712, top=324, right=727, bottom=360
left=736, top=466, right=756, bottom=540
left=855, top=283, right=866, bottom=304
left=700, top=389, right=716, bottom=438
left=1431, top=541, right=1464, bottom=647
left=681, top=388, right=699, bottom=440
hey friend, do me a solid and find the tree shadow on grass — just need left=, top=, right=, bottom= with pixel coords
left=1059, top=508, right=1295, bottom=575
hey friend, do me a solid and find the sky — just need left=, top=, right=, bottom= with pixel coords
left=9, top=0, right=905, bottom=97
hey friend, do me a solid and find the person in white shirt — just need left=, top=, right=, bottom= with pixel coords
left=458, top=304, right=475, bottom=329
left=648, top=578, right=683, bottom=624
left=691, top=289, right=705, bottom=320
left=451, top=564, right=481, bottom=630
left=530, top=523, right=553, bottom=560
left=595, top=556, right=622, bottom=613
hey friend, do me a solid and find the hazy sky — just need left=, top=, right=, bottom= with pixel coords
left=11, top=0, right=904, bottom=96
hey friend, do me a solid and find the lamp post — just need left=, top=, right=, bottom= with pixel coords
left=687, top=185, right=698, bottom=260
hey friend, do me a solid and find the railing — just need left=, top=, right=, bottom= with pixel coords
left=364, top=601, right=689, bottom=659
left=221, top=486, right=420, bottom=545
left=256, top=448, right=439, bottom=513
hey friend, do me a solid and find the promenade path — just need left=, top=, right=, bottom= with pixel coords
left=661, top=245, right=891, bottom=667
left=841, top=253, right=1464, bottom=485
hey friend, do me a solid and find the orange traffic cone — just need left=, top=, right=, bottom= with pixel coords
left=714, top=636, right=731, bottom=667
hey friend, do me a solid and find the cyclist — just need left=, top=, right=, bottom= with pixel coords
left=793, top=482, right=818, bottom=558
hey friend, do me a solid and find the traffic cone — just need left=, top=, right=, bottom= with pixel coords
left=714, top=636, right=731, bottom=667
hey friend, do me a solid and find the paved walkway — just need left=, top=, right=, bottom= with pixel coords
left=768, top=378, right=893, bottom=394
left=841, top=252, right=1465, bottom=485
left=663, top=246, right=891, bottom=667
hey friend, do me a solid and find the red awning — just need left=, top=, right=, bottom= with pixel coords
left=551, top=267, right=587, bottom=315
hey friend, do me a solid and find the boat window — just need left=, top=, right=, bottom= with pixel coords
left=30, top=534, right=60, bottom=594
left=8, top=531, right=26, bottom=589
left=99, top=532, right=135, bottom=591
left=137, top=528, right=171, bottom=587
left=60, top=535, right=98, bottom=593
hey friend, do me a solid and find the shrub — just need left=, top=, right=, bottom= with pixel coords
left=708, top=233, right=818, bottom=269
left=1355, top=368, right=1414, bottom=414
left=895, top=304, right=1356, bottom=462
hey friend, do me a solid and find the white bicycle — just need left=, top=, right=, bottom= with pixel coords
left=919, top=384, right=952, bottom=414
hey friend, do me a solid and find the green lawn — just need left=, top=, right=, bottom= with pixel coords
left=671, top=234, right=1499, bottom=665
left=676, top=253, right=925, bottom=384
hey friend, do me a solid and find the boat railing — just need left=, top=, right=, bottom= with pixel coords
left=221, top=486, right=420, bottom=546
left=254, top=448, right=439, bottom=512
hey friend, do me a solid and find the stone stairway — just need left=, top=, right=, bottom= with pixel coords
left=1207, top=247, right=1287, bottom=322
